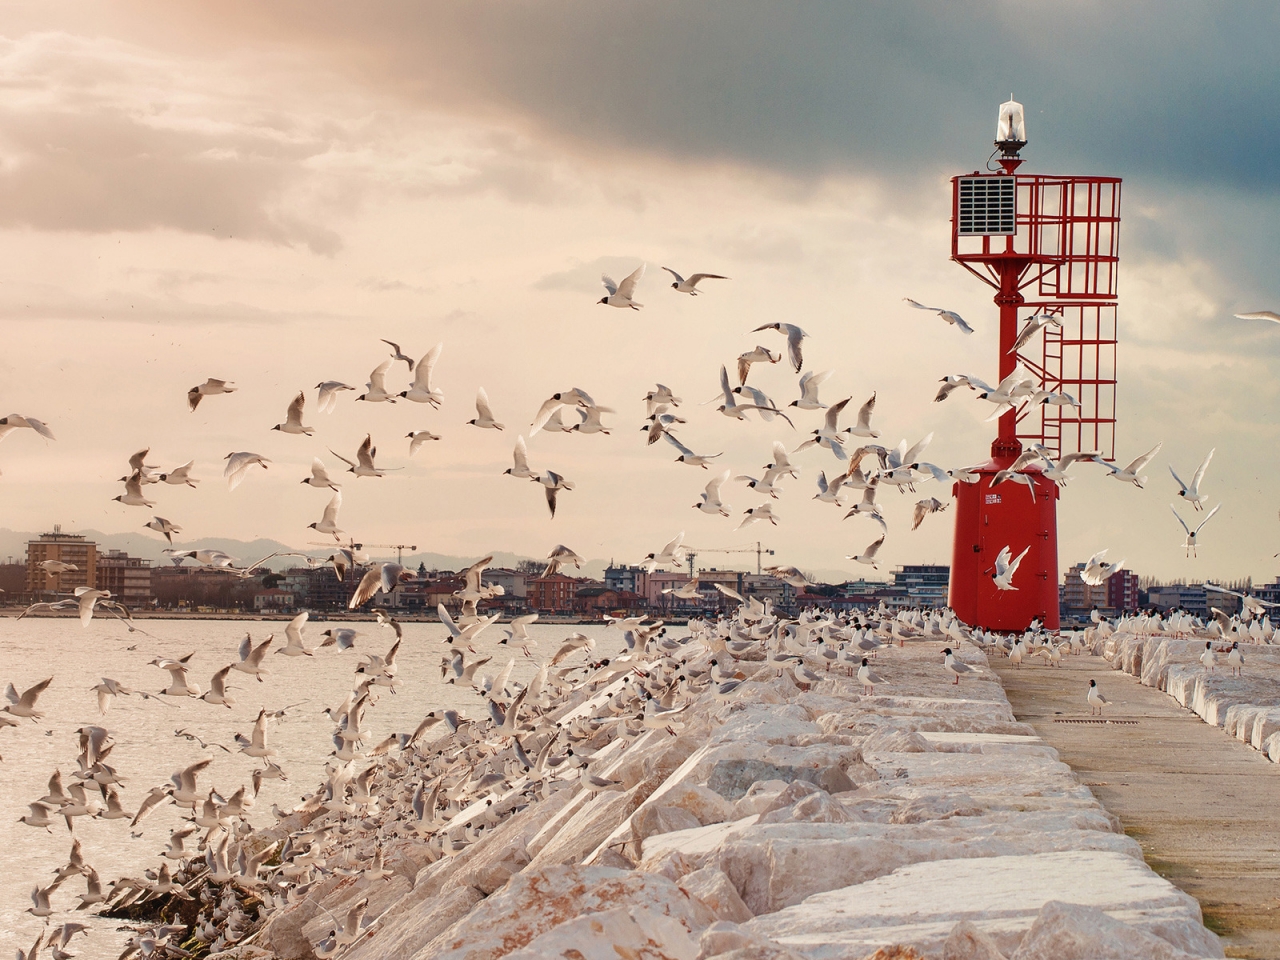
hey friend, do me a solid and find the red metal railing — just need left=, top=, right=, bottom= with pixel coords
left=952, top=174, right=1121, bottom=461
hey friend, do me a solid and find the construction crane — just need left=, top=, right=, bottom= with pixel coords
left=684, top=542, right=775, bottom=576
left=306, top=540, right=418, bottom=564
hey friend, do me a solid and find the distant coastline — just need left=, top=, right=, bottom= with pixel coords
left=0, top=606, right=682, bottom=625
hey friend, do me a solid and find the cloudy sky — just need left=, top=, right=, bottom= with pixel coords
left=1, top=2, right=1278, bottom=584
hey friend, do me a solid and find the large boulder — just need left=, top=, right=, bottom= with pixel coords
left=416, top=864, right=715, bottom=960
left=679, top=866, right=753, bottom=924
left=501, top=905, right=699, bottom=960
left=1009, top=900, right=1204, bottom=960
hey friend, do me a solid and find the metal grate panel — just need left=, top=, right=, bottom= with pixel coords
left=957, top=177, right=1016, bottom=235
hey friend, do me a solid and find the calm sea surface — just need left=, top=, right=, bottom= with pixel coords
left=0, top=616, right=614, bottom=958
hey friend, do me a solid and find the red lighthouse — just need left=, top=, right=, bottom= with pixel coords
left=947, top=100, right=1121, bottom=632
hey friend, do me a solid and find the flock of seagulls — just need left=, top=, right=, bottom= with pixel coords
left=3, top=237, right=1277, bottom=960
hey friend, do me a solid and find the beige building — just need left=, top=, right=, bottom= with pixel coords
left=96, top=549, right=153, bottom=604
left=25, top=526, right=96, bottom=595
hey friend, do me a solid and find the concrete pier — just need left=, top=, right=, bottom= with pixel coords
left=992, top=653, right=1280, bottom=960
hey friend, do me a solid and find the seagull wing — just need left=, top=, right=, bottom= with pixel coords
left=368, top=359, right=391, bottom=392
left=904, top=297, right=941, bottom=312
left=616, top=264, right=645, bottom=299
left=663, top=432, right=695, bottom=457
left=1194, top=503, right=1222, bottom=535
left=1168, top=464, right=1189, bottom=494
left=415, top=342, right=443, bottom=389
left=286, top=392, right=306, bottom=426
left=660, top=266, right=685, bottom=284
left=321, top=492, right=342, bottom=526
left=718, top=365, right=733, bottom=404
left=1169, top=504, right=1192, bottom=536
left=476, top=388, right=496, bottom=421
left=1234, top=310, right=1280, bottom=323
left=1125, top=441, right=1163, bottom=475
left=530, top=397, right=566, bottom=435
left=824, top=397, right=851, bottom=432
left=705, top=469, right=730, bottom=499
left=600, top=274, right=618, bottom=296
left=1191, top=448, right=1214, bottom=490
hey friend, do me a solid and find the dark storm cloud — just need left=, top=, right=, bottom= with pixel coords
left=192, top=1, right=1280, bottom=191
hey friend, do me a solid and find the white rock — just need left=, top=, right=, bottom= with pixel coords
left=501, top=905, right=699, bottom=960
left=744, top=851, right=1222, bottom=959
left=633, top=804, right=704, bottom=842
left=1009, top=900, right=1204, bottom=960
left=943, top=920, right=1007, bottom=960
left=679, top=866, right=754, bottom=923
left=418, top=864, right=715, bottom=960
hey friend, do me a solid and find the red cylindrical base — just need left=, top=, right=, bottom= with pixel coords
left=948, top=460, right=1060, bottom=631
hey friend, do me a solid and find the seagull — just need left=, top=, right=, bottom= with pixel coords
left=1081, top=549, right=1125, bottom=585
left=1170, top=503, right=1221, bottom=557
left=813, top=470, right=848, bottom=505
left=236, top=708, right=278, bottom=758
left=715, top=364, right=784, bottom=423
left=694, top=469, right=732, bottom=517
left=232, top=633, right=274, bottom=681
left=662, top=266, right=728, bottom=295
left=1087, top=679, right=1108, bottom=715
left=407, top=429, right=442, bottom=453
left=533, top=470, right=574, bottom=518
left=40, top=559, right=77, bottom=576
left=641, top=531, right=686, bottom=572
left=308, top=492, right=344, bottom=541
left=1029, top=445, right=1102, bottom=486
left=1170, top=448, right=1214, bottom=511
left=320, top=627, right=358, bottom=650
left=942, top=648, right=982, bottom=684
left=1200, top=641, right=1217, bottom=673
left=843, top=480, right=883, bottom=521
left=157, top=460, right=198, bottom=487
left=543, top=544, right=584, bottom=577
left=224, top=451, right=270, bottom=491
left=858, top=658, right=888, bottom=695
left=399, top=343, right=444, bottom=405
left=904, top=297, right=974, bottom=334
left=302, top=457, right=341, bottom=490
left=316, top=380, right=356, bottom=413
left=795, top=397, right=852, bottom=459
left=599, top=264, right=645, bottom=309
left=530, top=387, right=613, bottom=434
left=763, top=565, right=809, bottom=590
left=1227, top=641, right=1245, bottom=677
left=350, top=563, right=412, bottom=609
left=1009, top=312, right=1063, bottom=354
left=790, top=369, right=833, bottom=410
left=187, top=379, right=236, bottom=411
left=504, top=436, right=538, bottom=479
left=144, top=517, right=181, bottom=544
left=126, top=447, right=161, bottom=484
left=4, top=677, right=52, bottom=719
left=665, top=432, right=723, bottom=468
left=934, top=374, right=991, bottom=403
left=1097, top=442, right=1162, bottom=488
left=113, top=472, right=155, bottom=507
left=278, top=611, right=313, bottom=656
left=848, top=535, right=885, bottom=568
left=992, top=545, right=1030, bottom=591
left=731, top=384, right=793, bottom=425
left=752, top=322, right=808, bottom=372
left=848, top=393, right=879, bottom=438
left=331, top=435, right=397, bottom=477
left=469, top=388, right=504, bottom=429
left=737, top=346, right=781, bottom=385
left=1234, top=310, right=1280, bottom=324
left=381, top=338, right=416, bottom=371
left=643, top=384, right=682, bottom=416
left=912, top=497, right=948, bottom=530
left=571, top=405, right=611, bottom=434
left=200, top=664, right=236, bottom=707
left=151, top=657, right=200, bottom=697
left=272, top=391, right=314, bottom=435
left=356, top=359, right=398, bottom=404
left=739, top=502, right=779, bottom=529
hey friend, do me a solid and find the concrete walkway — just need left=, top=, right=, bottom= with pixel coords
left=991, top=653, right=1280, bottom=960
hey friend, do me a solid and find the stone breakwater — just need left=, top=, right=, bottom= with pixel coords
left=235, top=639, right=1221, bottom=960
left=1105, top=630, right=1280, bottom=762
